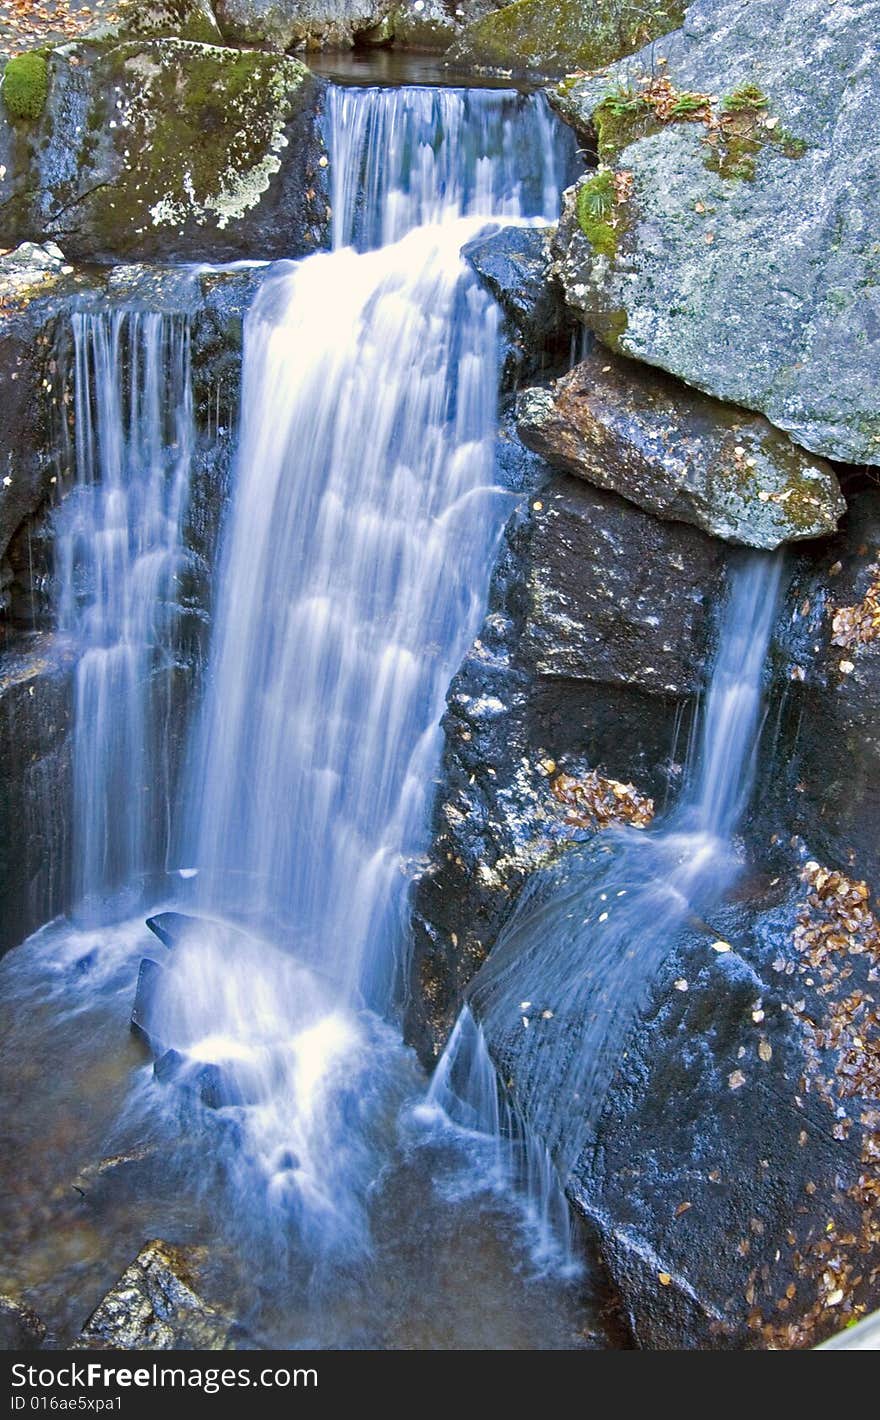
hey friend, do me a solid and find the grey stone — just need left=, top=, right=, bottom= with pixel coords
left=552, top=0, right=880, bottom=464
left=518, top=351, right=845, bottom=549
left=406, top=442, right=727, bottom=1062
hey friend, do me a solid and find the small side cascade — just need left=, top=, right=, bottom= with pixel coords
left=425, top=1006, right=579, bottom=1276
left=434, top=555, right=784, bottom=1247
left=55, top=309, right=195, bottom=917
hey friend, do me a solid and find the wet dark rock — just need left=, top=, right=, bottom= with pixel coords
left=518, top=352, right=845, bottom=550
left=0, top=39, right=328, bottom=264
left=766, top=487, right=880, bottom=885
left=0, top=635, right=74, bottom=954
left=146, top=910, right=202, bottom=949
left=131, top=957, right=165, bottom=1050
left=154, top=1048, right=249, bottom=1109
left=0, top=244, right=69, bottom=585
left=551, top=0, right=880, bottom=465
left=467, top=859, right=878, bottom=1348
left=406, top=447, right=727, bottom=1062
left=0, top=1293, right=46, bottom=1348
left=463, top=225, right=576, bottom=385
left=76, top=1240, right=232, bottom=1349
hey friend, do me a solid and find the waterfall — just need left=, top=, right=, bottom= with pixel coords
left=326, top=85, right=572, bottom=250
left=434, top=556, right=783, bottom=1210
left=125, top=85, right=577, bottom=1259
left=55, top=310, right=195, bottom=916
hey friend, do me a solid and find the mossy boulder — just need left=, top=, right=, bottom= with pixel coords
left=517, top=348, right=845, bottom=549
left=447, top=0, right=686, bottom=77
left=552, top=0, right=880, bottom=465
left=113, top=0, right=224, bottom=44
left=0, top=39, right=328, bottom=262
left=2, top=53, right=50, bottom=123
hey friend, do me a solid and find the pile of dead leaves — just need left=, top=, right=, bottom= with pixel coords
left=752, top=860, right=880, bottom=1347
left=0, top=1, right=117, bottom=55
left=550, top=769, right=654, bottom=831
left=831, top=565, right=880, bottom=651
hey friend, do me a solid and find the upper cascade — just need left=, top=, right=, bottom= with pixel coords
left=324, top=83, right=576, bottom=250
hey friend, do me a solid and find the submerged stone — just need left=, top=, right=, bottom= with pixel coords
left=518, top=351, right=845, bottom=549
left=551, top=0, right=880, bottom=465
left=76, top=1240, right=232, bottom=1349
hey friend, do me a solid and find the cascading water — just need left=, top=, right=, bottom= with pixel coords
left=55, top=310, right=195, bottom=916
left=434, top=555, right=783, bottom=1217
left=121, top=84, right=580, bottom=1275
left=0, top=81, right=593, bottom=1347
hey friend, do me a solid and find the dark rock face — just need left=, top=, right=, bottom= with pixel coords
left=463, top=225, right=577, bottom=387
left=0, top=244, right=68, bottom=596
left=0, top=40, right=328, bottom=264
left=566, top=877, right=880, bottom=1349
left=76, top=1240, right=232, bottom=1349
left=405, top=451, right=727, bottom=1063
left=766, top=488, right=880, bottom=886
left=551, top=0, right=880, bottom=465
left=0, top=636, right=75, bottom=955
left=518, top=351, right=845, bottom=550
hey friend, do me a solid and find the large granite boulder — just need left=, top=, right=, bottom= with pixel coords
left=0, top=39, right=328, bottom=262
left=406, top=448, right=727, bottom=1062
left=214, top=0, right=393, bottom=48
left=448, top=0, right=686, bottom=76
left=552, top=0, right=880, bottom=465
left=518, top=351, right=845, bottom=549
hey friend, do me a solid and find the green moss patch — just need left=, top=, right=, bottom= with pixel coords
left=3, top=52, right=50, bottom=123
left=589, top=74, right=807, bottom=180
left=576, top=170, right=619, bottom=259
left=456, top=0, right=686, bottom=76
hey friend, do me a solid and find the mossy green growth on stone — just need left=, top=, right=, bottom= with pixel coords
left=114, top=0, right=220, bottom=44
left=2, top=52, right=50, bottom=122
left=78, top=40, right=313, bottom=251
left=453, top=0, right=686, bottom=75
left=593, top=88, right=659, bottom=160
left=576, top=170, right=618, bottom=259
left=707, top=88, right=807, bottom=181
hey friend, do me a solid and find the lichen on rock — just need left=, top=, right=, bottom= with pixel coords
left=0, top=38, right=327, bottom=262
left=448, top=0, right=685, bottom=77
left=551, top=0, right=880, bottom=465
left=518, top=349, right=845, bottom=550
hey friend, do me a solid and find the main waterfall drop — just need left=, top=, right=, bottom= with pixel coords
left=130, top=83, right=578, bottom=1266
